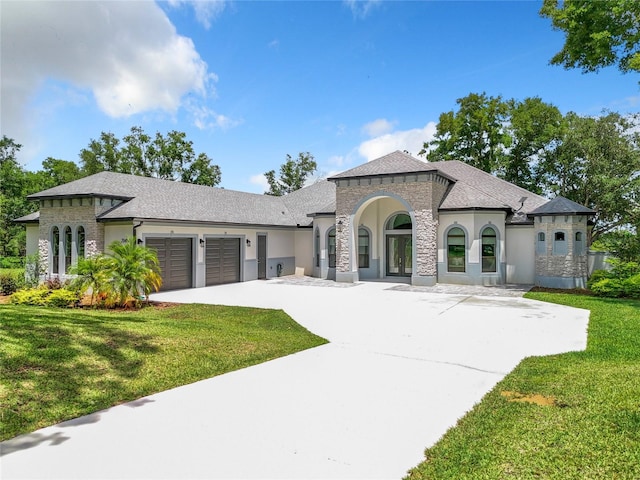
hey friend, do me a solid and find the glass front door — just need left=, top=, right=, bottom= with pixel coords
left=386, top=235, right=412, bottom=276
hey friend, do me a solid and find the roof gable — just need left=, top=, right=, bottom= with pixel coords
left=529, top=196, right=595, bottom=215
left=328, top=151, right=436, bottom=179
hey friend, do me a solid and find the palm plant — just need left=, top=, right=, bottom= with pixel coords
left=106, top=237, right=162, bottom=307
left=68, top=255, right=111, bottom=306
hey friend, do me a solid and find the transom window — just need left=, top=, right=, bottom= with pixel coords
left=481, top=227, right=497, bottom=273
left=447, top=227, right=466, bottom=273
left=386, top=213, right=412, bottom=230
left=358, top=228, right=370, bottom=268
left=328, top=228, right=336, bottom=268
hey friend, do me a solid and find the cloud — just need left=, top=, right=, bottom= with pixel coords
left=188, top=101, right=241, bottom=130
left=249, top=173, right=270, bottom=193
left=1, top=1, right=216, bottom=154
left=358, top=122, right=438, bottom=161
left=343, top=0, right=382, bottom=18
left=362, top=118, right=395, bottom=137
left=167, top=0, right=228, bottom=29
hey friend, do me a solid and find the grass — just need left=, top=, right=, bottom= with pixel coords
left=407, top=293, right=640, bottom=480
left=0, top=303, right=327, bottom=441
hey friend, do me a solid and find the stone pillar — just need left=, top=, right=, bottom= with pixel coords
left=335, top=213, right=358, bottom=283
left=413, top=208, right=438, bottom=285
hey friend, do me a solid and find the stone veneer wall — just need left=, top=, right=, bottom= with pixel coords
left=334, top=173, right=449, bottom=284
left=535, top=215, right=589, bottom=288
left=37, top=197, right=121, bottom=276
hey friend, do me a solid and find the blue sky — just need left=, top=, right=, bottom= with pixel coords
left=2, top=0, right=638, bottom=193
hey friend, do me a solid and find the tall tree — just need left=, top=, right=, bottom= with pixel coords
left=541, top=0, right=640, bottom=74
left=543, top=111, right=640, bottom=240
left=421, top=92, right=510, bottom=173
left=264, top=152, right=317, bottom=196
left=500, top=97, right=564, bottom=193
left=40, top=157, right=84, bottom=188
left=78, top=126, right=222, bottom=186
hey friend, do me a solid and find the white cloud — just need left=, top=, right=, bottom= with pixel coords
left=362, top=118, right=395, bottom=137
left=358, top=122, right=438, bottom=161
left=343, top=0, right=382, bottom=18
left=249, top=173, right=270, bottom=193
left=167, top=0, right=228, bottom=29
left=1, top=1, right=217, bottom=154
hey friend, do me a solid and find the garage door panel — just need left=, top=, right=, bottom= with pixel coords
left=146, top=237, right=193, bottom=292
left=206, top=238, right=240, bottom=286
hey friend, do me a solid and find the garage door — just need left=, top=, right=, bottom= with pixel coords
left=206, top=238, right=240, bottom=286
left=146, top=237, right=193, bottom=292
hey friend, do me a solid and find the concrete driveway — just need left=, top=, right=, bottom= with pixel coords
left=1, top=279, right=589, bottom=479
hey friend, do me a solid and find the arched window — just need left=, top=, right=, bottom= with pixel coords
left=536, top=231, right=546, bottom=255
left=386, top=213, right=412, bottom=230
left=358, top=228, right=370, bottom=268
left=51, top=227, right=60, bottom=274
left=328, top=228, right=336, bottom=268
left=77, top=226, right=86, bottom=258
left=315, top=228, right=320, bottom=268
left=553, top=231, right=567, bottom=255
left=481, top=227, right=497, bottom=273
left=575, top=231, right=584, bottom=255
left=447, top=227, right=466, bottom=273
left=64, top=226, right=72, bottom=271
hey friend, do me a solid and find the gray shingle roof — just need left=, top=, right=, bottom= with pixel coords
left=14, top=211, right=40, bottom=223
left=28, top=172, right=327, bottom=227
left=328, top=151, right=438, bottom=179
left=529, top=196, right=595, bottom=215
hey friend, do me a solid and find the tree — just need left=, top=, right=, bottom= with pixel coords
left=264, top=152, right=317, bottom=196
left=69, top=255, right=111, bottom=306
left=79, top=126, right=222, bottom=186
left=542, top=111, right=640, bottom=241
left=421, top=92, right=510, bottom=174
left=500, top=97, right=564, bottom=193
left=41, top=157, right=84, bottom=188
left=541, top=0, right=640, bottom=74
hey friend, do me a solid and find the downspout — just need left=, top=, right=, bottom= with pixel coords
left=133, top=221, right=143, bottom=244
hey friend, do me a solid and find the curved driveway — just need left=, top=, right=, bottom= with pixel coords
left=1, top=280, right=588, bottom=479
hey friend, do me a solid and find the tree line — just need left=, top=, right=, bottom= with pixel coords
left=420, top=93, right=640, bottom=242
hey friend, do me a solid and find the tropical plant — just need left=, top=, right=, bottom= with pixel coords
left=68, top=255, right=112, bottom=306
left=105, top=237, right=162, bottom=307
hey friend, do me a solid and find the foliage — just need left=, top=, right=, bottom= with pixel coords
left=0, top=269, right=25, bottom=295
left=69, top=255, right=113, bottom=306
left=0, top=256, right=24, bottom=268
left=44, top=289, right=81, bottom=307
left=0, top=303, right=327, bottom=440
left=264, top=152, right=317, bottom=196
left=407, top=293, right=640, bottom=479
left=588, top=259, right=640, bottom=298
left=24, top=253, right=46, bottom=288
left=540, top=0, right=640, bottom=74
left=591, top=229, right=640, bottom=262
left=10, top=288, right=51, bottom=306
left=80, top=126, right=221, bottom=186
left=105, top=237, right=162, bottom=307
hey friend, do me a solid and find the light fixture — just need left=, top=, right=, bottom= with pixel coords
left=199, top=238, right=205, bottom=246
left=137, top=238, right=143, bottom=245
left=246, top=239, right=251, bottom=247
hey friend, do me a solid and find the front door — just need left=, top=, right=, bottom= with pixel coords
left=257, top=234, right=267, bottom=279
left=386, top=235, right=412, bottom=277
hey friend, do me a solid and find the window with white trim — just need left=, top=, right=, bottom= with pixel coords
left=481, top=227, right=497, bottom=273
left=447, top=227, right=466, bottom=273
left=358, top=228, right=370, bottom=268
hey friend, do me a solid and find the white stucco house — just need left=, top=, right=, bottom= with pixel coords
left=16, top=151, right=595, bottom=291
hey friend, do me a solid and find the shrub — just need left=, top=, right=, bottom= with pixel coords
left=10, top=287, right=79, bottom=307
left=10, top=288, right=50, bottom=306
left=0, top=256, right=25, bottom=269
left=587, top=269, right=612, bottom=289
left=590, top=277, right=626, bottom=297
left=46, top=289, right=80, bottom=308
left=0, top=269, right=25, bottom=295
left=623, top=273, right=640, bottom=298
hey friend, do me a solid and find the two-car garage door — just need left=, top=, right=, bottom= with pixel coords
left=146, top=236, right=241, bottom=291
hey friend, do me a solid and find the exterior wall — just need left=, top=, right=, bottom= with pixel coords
left=25, top=225, right=39, bottom=257
left=294, top=229, right=313, bottom=275
left=505, top=225, right=535, bottom=284
left=135, top=222, right=298, bottom=287
left=104, top=223, right=135, bottom=251
left=37, top=196, right=118, bottom=278
left=534, top=215, right=590, bottom=288
left=333, top=173, right=449, bottom=286
left=313, top=216, right=337, bottom=279
left=437, top=211, right=507, bottom=285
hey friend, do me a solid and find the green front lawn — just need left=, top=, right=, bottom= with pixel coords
left=407, top=293, right=640, bottom=479
left=0, top=303, right=327, bottom=441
